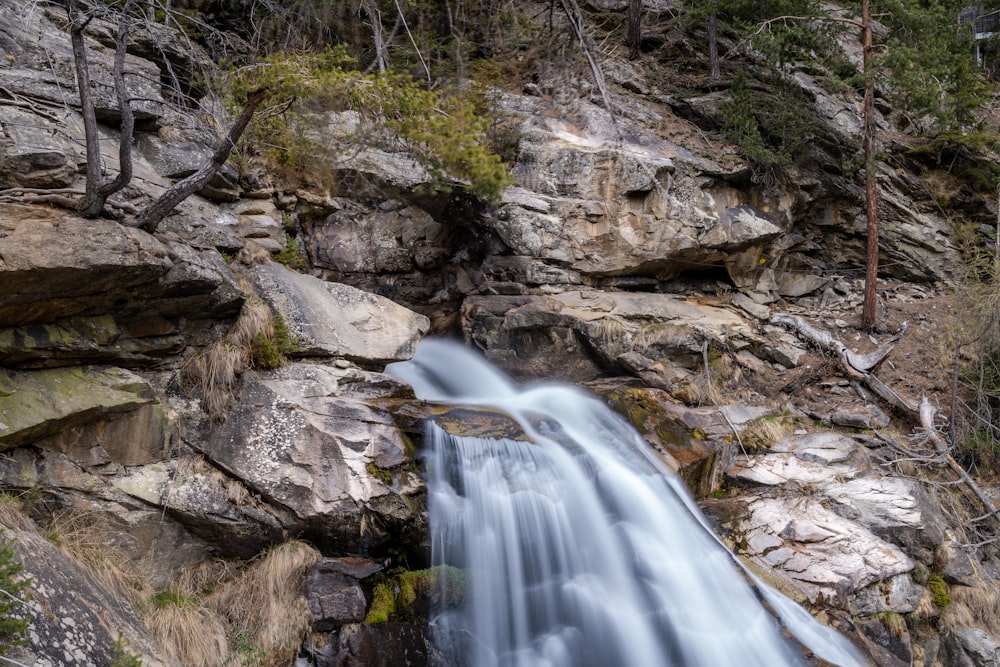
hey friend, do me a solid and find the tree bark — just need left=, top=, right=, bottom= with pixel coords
left=627, top=0, right=641, bottom=60
left=65, top=0, right=136, bottom=219
left=861, top=0, right=879, bottom=331
left=708, top=11, right=720, bottom=81
left=135, top=89, right=270, bottom=233
left=65, top=0, right=103, bottom=217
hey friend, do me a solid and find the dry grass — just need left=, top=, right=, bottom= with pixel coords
left=236, top=247, right=272, bottom=267
left=228, top=297, right=274, bottom=350
left=173, top=559, right=242, bottom=599
left=941, top=585, right=1000, bottom=635
left=181, top=294, right=281, bottom=419
left=0, top=492, right=34, bottom=531
left=42, top=510, right=147, bottom=607
left=590, top=317, right=632, bottom=359
left=147, top=594, right=230, bottom=667
left=210, top=540, right=321, bottom=666
left=740, top=416, right=795, bottom=452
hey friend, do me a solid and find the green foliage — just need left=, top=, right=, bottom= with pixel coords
left=927, top=574, right=951, bottom=608
left=250, top=334, right=282, bottom=370
left=875, top=0, right=987, bottom=130
left=274, top=235, right=305, bottom=270
left=720, top=71, right=822, bottom=184
left=226, top=49, right=511, bottom=203
left=151, top=587, right=198, bottom=609
left=0, top=531, right=30, bottom=656
left=111, top=631, right=143, bottom=667
left=249, top=312, right=300, bottom=370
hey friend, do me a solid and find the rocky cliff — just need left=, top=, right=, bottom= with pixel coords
left=0, top=0, right=997, bottom=666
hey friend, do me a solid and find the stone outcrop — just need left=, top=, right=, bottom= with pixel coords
left=3, top=525, right=170, bottom=667
left=252, top=263, right=430, bottom=366
left=199, top=363, right=425, bottom=554
left=0, top=205, right=244, bottom=368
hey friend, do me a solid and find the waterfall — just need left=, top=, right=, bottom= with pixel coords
left=388, top=339, right=866, bottom=667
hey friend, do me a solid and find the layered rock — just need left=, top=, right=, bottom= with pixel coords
left=0, top=205, right=244, bottom=367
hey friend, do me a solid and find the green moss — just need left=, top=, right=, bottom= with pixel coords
left=366, top=463, right=393, bottom=486
left=364, top=565, right=466, bottom=624
left=927, top=574, right=950, bottom=608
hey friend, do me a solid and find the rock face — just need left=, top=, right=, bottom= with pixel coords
left=0, top=205, right=244, bottom=368
left=4, top=526, right=169, bottom=667
left=252, top=263, right=430, bottom=365
left=0, top=0, right=996, bottom=664
left=200, top=363, right=425, bottom=554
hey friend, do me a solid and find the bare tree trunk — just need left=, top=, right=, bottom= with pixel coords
left=65, top=1, right=102, bottom=217
left=136, top=89, right=270, bottom=233
left=65, top=0, right=136, bottom=218
left=627, top=0, right=641, bottom=60
left=861, top=0, right=879, bottom=331
left=708, top=11, right=720, bottom=81
left=363, top=0, right=388, bottom=73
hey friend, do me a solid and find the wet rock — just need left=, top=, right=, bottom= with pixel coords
left=856, top=617, right=912, bottom=667
left=251, top=263, right=429, bottom=366
left=319, top=622, right=431, bottom=667
left=598, top=385, right=722, bottom=496
left=305, top=559, right=375, bottom=631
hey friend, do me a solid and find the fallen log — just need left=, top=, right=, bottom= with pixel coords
left=773, top=312, right=1000, bottom=526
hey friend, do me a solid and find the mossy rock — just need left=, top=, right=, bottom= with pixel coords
left=364, top=565, right=466, bottom=624
left=0, top=366, right=153, bottom=450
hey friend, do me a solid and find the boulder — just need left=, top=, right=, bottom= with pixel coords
left=199, top=363, right=426, bottom=553
left=251, top=263, right=429, bottom=366
left=729, top=494, right=914, bottom=603
left=304, top=558, right=384, bottom=631
left=940, top=628, right=1000, bottom=667
left=463, top=290, right=759, bottom=381
left=2, top=525, right=170, bottom=667
left=113, top=457, right=287, bottom=559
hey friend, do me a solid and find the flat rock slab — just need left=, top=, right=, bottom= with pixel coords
left=737, top=495, right=914, bottom=603
left=0, top=366, right=152, bottom=450
left=252, top=263, right=429, bottom=366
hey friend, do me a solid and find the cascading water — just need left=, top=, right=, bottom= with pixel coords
left=388, top=339, right=866, bottom=667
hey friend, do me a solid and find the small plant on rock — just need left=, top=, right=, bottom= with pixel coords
left=0, top=530, right=30, bottom=656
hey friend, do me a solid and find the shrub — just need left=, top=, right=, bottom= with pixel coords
left=0, top=531, right=30, bottom=656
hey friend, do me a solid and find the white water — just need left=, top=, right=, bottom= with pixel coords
left=388, top=339, right=866, bottom=667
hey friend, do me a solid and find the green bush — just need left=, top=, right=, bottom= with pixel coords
left=226, top=49, right=511, bottom=203
left=0, top=531, right=30, bottom=656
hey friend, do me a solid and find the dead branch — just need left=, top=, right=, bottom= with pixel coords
left=135, top=88, right=271, bottom=232
left=771, top=312, right=916, bottom=413
left=920, top=397, right=1000, bottom=525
